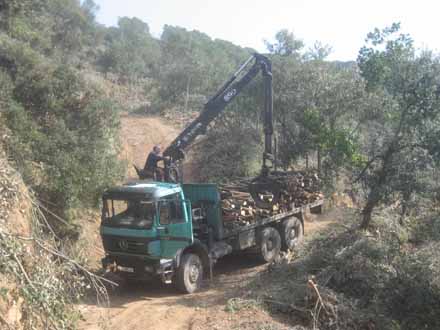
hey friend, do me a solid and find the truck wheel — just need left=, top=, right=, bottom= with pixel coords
left=175, top=253, right=203, bottom=294
left=280, top=217, right=304, bottom=251
left=258, top=227, right=281, bottom=263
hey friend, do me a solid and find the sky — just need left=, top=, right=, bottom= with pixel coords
left=93, top=0, right=440, bottom=61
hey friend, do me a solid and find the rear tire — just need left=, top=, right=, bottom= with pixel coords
left=280, top=217, right=304, bottom=251
left=175, top=253, right=203, bottom=294
left=258, top=227, right=281, bottom=263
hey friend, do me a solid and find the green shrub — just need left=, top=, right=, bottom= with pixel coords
left=250, top=210, right=440, bottom=330
left=383, top=243, right=440, bottom=329
left=0, top=69, right=14, bottom=110
left=1, top=34, right=124, bottom=230
left=408, top=214, right=440, bottom=243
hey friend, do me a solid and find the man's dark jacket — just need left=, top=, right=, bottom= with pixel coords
left=144, top=152, right=164, bottom=170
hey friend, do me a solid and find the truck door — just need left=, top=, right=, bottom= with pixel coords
left=157, top=193, right=193, bottom=258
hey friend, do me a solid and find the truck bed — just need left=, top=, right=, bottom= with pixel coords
left=222, top=198, right=324, bottom=238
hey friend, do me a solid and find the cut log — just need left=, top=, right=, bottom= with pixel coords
left=219, top=170, right=323, bottom=228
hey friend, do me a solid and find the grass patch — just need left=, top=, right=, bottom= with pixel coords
left=225, top=297, right=261, bottom=313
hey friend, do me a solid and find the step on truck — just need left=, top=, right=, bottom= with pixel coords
left=100, top=181, right=323, bottom=293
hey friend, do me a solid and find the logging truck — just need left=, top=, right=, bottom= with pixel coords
left=100, top=181, right=323, bottom=293
left=101, top=53, right=324, bottom=293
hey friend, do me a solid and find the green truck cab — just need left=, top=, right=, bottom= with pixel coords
left=100, top=180, right=322, bottom=293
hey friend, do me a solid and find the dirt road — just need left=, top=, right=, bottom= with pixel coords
left=119, top=113, right=179, bottom=179
left=78, top=256, right=267, bottom=330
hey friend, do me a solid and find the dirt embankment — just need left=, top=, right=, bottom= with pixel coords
left=119, top=113, right=199, bottom=182
left=119, top=114, right=180, bottom=179
left=0, top=144, right=33, bottom=329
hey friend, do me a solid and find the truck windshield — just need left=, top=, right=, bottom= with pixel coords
left=102, top=199, right=156, bottom=229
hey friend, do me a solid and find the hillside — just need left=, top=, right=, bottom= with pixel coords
left=119, top=114, right=179, bottom=179
left=0, top=142, right=31, bottom=329
left=0, top=126, right=108, bottom=329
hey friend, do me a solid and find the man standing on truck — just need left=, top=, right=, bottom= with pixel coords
left=143, top=145, right=168, bottom=181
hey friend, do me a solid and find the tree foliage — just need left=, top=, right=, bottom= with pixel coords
left=264, top=29, right=304, bottom=57
left=155, top=25, right=251, bottom=113
left=267, top=43, right=366, bottom=184
left=0, top=1, right=124, bottom=226
left=98, top=17, right=160, bottom=80
left=356, top=23, right=440, bottom=228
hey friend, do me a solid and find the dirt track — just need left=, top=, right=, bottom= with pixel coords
left=119, top=114, right=179, bottom=179
left=78, top=114, right=337, bottom=330
left=78, top=255, right=266, bottom=330
left=78, top=215, right=334, bottom=330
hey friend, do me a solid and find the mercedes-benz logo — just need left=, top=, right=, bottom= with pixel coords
left=118, top=240, right=129, bottom=250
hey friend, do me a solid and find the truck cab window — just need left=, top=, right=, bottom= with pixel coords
left=159, top=193, right=184, bottom=224
left=102, top=199, right=155, bottom=229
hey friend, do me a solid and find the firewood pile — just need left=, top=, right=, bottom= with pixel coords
left=220, top=171, right=323, bottom=231
left=269, top=170, right=323, bottom=208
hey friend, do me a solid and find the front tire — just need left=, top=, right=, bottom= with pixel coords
left=280, top=217, right=304, bottom=251
left=258, top=227, right=281, bottom=263
left=175, top=253, right=203, bottom=294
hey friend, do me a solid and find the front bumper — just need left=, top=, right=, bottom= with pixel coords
left=102, top=254, right=174, bottom=283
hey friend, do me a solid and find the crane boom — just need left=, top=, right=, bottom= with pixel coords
left=162, top=53, right=274, bottom=177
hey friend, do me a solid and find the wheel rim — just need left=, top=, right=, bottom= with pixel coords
left=289, top=227, right=297, bottom=240
left=287, top=226, right=298, bottom=247
left=189, top=260, right=201, bottom=283
left=267, top=238, right=274, bottom=251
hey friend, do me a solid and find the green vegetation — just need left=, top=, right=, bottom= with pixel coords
left=251, top=209, right=440, bottom=330
left=357, top=23, right=440, bottom=228
left=0, top=0, right=124, bottom=230
left=0, top=149, right=109, bottom=330
left=98, top=17, right=160, bottom=80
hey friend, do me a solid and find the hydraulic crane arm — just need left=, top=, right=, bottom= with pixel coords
left=163, top=53, right=274, bottom=173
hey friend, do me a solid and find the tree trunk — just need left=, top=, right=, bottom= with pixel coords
left=399, top=191, right=412, bottom=225
left=317, top=148, right=321, bottom=175
left=360, top=140, right=397, bottom=229
left=184, top=75, right=192, bottom=112
left=399, top=203, right=407, bottom=226
left=361, top=192, right=379, bottom=229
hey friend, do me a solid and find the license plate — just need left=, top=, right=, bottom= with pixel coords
left=118, top=266, right=134, bottom=273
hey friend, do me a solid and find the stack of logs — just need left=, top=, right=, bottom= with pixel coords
left=220, top=171, right=324, bottom=229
